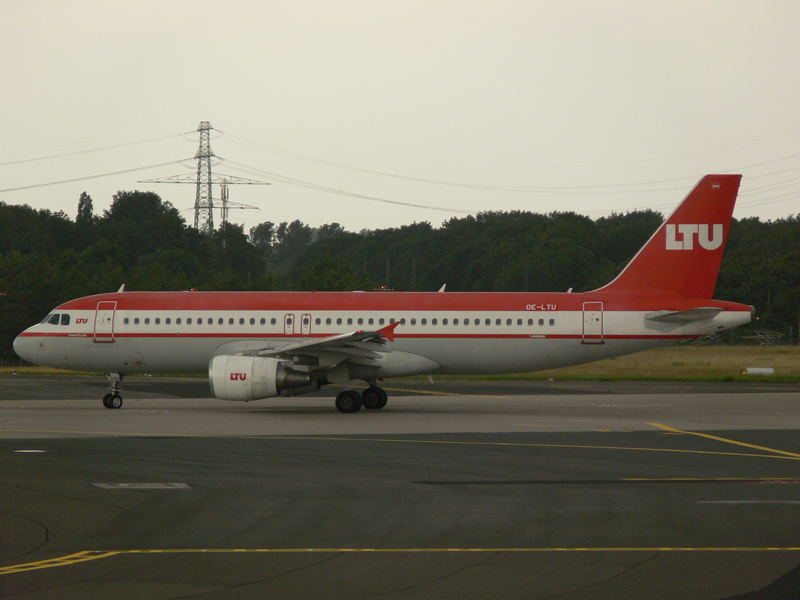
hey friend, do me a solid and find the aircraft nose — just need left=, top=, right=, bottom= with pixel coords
left=13, top=332, right=33, bottom=363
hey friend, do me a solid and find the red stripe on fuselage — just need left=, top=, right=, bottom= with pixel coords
left=55, top=291, right=752, bottom=313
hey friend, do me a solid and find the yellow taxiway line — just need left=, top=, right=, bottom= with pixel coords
left=266, top=434, right=800, bottom=461
left=649, top=422, right=800, bottom=460
left=4, top=546, right=800, bottom=576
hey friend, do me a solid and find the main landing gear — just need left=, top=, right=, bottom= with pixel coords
left=102, top=373, right=123, bottom=409
left=335, top=386, right=388, bottom=413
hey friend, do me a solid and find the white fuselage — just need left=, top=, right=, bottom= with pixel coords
left=14, top=301, right=751, bottom=377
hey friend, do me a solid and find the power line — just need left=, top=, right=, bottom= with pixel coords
left=220, top=127, right=800, bottom=194
left=221, top=123, right=800, bottom=170
left=0, top=132, right=189, bottom=167
left=0, top=159, right=187, bottom=193
left=223, top=159, right=472, bottom=214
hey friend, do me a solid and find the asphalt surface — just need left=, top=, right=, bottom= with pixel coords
left=1, top=375, right=800, bottom=599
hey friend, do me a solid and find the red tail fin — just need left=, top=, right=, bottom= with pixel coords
left=596, top=174, right=742, bottom=298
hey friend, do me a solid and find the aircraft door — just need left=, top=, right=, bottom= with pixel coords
left=94, top=301, right=117, bottom=343
left=301, top=313, right=312, bottom=335
left=283, top=313, right=295, bottom=335
left=581, top=301, right=604, bottom=344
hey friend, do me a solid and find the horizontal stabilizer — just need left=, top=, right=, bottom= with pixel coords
left=645, top=307, right=722, bottom=322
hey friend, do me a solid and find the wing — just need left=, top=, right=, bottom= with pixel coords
left=243, top=321, right=401, bottom=371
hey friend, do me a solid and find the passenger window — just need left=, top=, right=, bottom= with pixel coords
left=378, top=318, right=384, bottom=325
left=517, top=319, right=522, bottom=326
left=271, top=318, right=277, bottom=325
left=166, top=318, right=171, bottom=325
left=539, top=319, right=544, bottom=326
left=431, top=319, right=437, bottom=325
left=250, top=318, right=256, bottom=325
left=326, top=318, right=332, bottom=325
left=475, top=319, right=480, bottom=325
left=60, top=314, right=70, bottom=326
left=463, top=319, right=468, bottom=326
left=410, top=318, right=417, bottom=325
left=315, top=318, right=321, bottom=325
left=400, top=318, right=406, bottom=325
left=336, top=318, right=342, bottom=325
left=134, top=318, right=140, bottom=325
left=303, top=316, right=310, bottom=325
left=495, top=318, right=501, bottom=326
left=347, top=318, right=353, bottom=325
left=443, top=318, right=448, bottom=325
left=48, top=314, right=60, bottom=325
left=422, top=318, right=427, bottom=325
left=549, top=318, right=555, bottom=326
left=239, top=318, right=245, bottom=325
left=453, top=318, right=459, bottom=325
left=187, top=318, right=193, bottom=325
left=176, top=318, right=182, bottom=325
left=358, top=318, right=364, bottom=325
left=507, top=319, right=513, bottom=326
left=124, top=317, right=130, bottom=325
left=145, top=318, right=151, bottom=325
left=155, top=318, right=161, bottom=325
left=528, top=319, right=533, bottom=326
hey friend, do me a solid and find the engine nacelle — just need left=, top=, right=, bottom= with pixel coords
left=209, top=355, right=311, bottom=401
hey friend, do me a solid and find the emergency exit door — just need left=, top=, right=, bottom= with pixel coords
left=581, top=301, right=604, bottom=344
left=284, top=313, right=295, bottom=335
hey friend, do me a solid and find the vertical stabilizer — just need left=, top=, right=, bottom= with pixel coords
left=596, top=174, right=741, bottom=298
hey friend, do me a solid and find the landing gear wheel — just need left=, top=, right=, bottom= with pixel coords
left=103, top=393, right=123, bottom=409
left=335, top=390, right=362, bottom=413
left=361, top=386, right=388, bottom=410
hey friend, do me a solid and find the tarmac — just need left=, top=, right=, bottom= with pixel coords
left=1, top=375, right=800, bottom=599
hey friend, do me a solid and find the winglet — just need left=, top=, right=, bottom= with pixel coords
left=377, top=321, right=401, bottom=342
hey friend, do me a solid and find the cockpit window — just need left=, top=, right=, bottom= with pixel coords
left=41, top=313, right=53, bottom=323
left=60, top=314, right=70, bottom=326
left=47, top=314, right=61, bottom=325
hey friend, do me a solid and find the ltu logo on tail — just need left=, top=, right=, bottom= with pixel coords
left=665, top=224, right=723, bottom=250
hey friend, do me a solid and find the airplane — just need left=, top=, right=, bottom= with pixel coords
left=13, top=174, right=752, bottom=412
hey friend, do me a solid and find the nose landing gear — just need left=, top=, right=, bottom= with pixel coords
left=102, top=373, right=123, bottom=409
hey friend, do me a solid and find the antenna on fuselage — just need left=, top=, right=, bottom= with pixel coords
left=117, top=284, right=126, bottom=293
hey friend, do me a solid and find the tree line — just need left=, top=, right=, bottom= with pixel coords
left=1, top=190, right=798, bottom=360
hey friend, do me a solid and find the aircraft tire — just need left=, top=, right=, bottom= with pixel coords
left=335, top=390, right=362, bottom=413
left=361, top=387, right=383, bottom=409
left=362, top=386, right=388, bottom=409
left=102, top=393, right=113, bottom=409
left=109, top=394, right=123, bottom=409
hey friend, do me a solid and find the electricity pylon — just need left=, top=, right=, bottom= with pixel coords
left=140, top=121, right=269, bottom=234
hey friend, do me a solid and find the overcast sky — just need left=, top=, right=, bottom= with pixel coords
left=2, top=1, right=798, bottom=233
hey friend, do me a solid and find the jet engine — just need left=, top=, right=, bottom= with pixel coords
left=209, top=355, right=311, bottom=401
